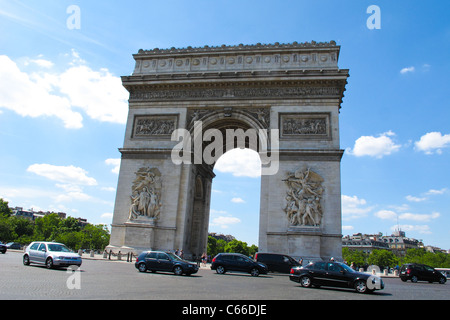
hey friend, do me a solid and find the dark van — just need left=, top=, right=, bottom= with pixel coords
left=255, top=252, right=300, bottom=273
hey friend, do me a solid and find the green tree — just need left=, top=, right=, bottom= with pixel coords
left=81, top=224, right=110, bottom=250
left=225, top=239, right=249, bottom=256
left=34, top=213, right=61, bottom=241
left=0, top=198, right=12, bottom=218
left=0, top=215, right=13, bottom=241
left=367, top=249, right=398, bottom=268
left=342, top=247, right=367, bottom=267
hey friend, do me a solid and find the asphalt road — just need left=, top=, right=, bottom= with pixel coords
left=1, top=251, right=449, bottom=301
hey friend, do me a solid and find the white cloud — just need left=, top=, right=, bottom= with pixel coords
left=415, top=132, right=450, bottom=154
left=341, top=195, right=373, bottom=220
left=394, top=224, right=431, bottom=234
left=405, top=195, right=427, bottom=202
left=209, top=216, right=241, bottom=229
left=399, top=212, right=440, bottom=222
left=426, top=188, right=447, bottom=195
left=105, top=158, right=121, bottom=174
left=375, top=208, right=440, bottom=222
left=101, top=212, right=113, bottom=219
left=347, top=131, right=401, bottom=158
left=400, top=66, right=415, bottom=74
left=0, top=55, right=83, bottom=129
left=58, top=64, right=128, bottom=124
left=231, top=197, right=245, bottom=203
left=214, top=148, right=261, bottom=178
left=0, top=52, right=128, bottom=129
left=27, top=163, right=97, bottom=186
left=342, top=225, right=354, bottom=231
left=374, top=210, right=397, bottom=220
left=29, top=58, right=54, bottom=68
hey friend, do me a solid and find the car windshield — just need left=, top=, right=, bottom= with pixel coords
left=338, top=263, right=355, bottom=273
left=167, top=252, right=183, bottom=261
left=47, top=244, right=72, bottom=252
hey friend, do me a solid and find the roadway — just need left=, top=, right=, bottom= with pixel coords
left=1, top=251, right=448, bottom=301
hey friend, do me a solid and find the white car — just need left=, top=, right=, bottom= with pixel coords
left=23, top=241, right=82, bottom=269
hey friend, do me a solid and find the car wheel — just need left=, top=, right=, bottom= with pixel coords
left=173, top=266, right=183, bottom=276
left=138, top=263, right=147, bottom=272
left=354, top=280, right=368, bottom=293
left=411, top=275, right=418, bottom=283
left=23, top=254, right=30, bottom=265
left=216, top=265, right=226, bottom=274
left=250, top=268, right=260, bottom=277
left=300, top=276, right=312, bottom=288
left=439, top=277, right=446, bottom=284
left=45, top=257, right=54, bottom=269
left=400, top=277, right=407, bottom=282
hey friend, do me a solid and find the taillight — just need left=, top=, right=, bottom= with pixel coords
left=212, top=257, right=216, bottom=263
left=290, top=268, right=295, bottom=274
left=407, top=269, right=411, bottom=274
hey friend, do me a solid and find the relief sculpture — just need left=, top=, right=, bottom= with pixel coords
left=283, top=168, right=324, bottom=227
left=282, top=117, right=327, bottom=135
left=128, top=167, right=162, bottom=221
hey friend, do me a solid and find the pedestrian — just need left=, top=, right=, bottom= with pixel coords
left=201, top=252, right=207, bottom=267
left=179, top=249, right=184, bottom=259
left=299, top=258, right=303, bottom=266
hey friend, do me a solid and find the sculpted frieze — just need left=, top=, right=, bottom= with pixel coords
left=133, top=115, right=177, bottom=137
left=280, top=113, right=330, bottom=138
left=283, top=168, right=324, bottom=227
left=128, top=167, right=162, bottom=222
left=129, top=85, right=341, bottom=102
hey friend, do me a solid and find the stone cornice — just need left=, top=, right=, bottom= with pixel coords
left=134, top=41, right=340, bottom=56
left=131, top=41, right=343, bottom=76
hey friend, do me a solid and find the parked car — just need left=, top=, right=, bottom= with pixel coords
left=0, top=242, right=6, bottom=254
left=255, top=252, right=300, bottom=273
left=211, top=253, right=268, bottom=277
left=290, top=261, right=384, bottom=294
left=23, top=242, right=82, bottom=269
left=5, top=242, right=22, bottom=250
left=135, top=251, right=198, bottom=276
left=400, top=263, right=447, bottom=284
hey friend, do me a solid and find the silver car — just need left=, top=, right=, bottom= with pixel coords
left=23, top=241, right=82, bottom=269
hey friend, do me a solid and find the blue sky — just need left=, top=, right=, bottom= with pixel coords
left=1, top=0, right=449, bottom=249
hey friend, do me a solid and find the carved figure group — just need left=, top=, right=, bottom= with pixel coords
left=282, top=118, right=326, bottom=135
left=128, top=167, right=162, bottom=221
left=283, top=168, right=324, bottom=226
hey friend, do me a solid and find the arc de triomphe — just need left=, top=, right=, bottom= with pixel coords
left=107, top=41, right=349, bottom=261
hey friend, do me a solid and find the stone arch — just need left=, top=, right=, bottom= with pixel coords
left=108, top=42, right=349, bottom=262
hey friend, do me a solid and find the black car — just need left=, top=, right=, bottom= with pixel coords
left=255, top=252, right=300, bottom=273
left=5, top=242, right=21, bottom=250
left=0, top=242, right=6, bottom=254
left=211, top=253, right=268, bottom=277
left=135, top=251, right=198, bottom=276
left=400, top=263, right=446, bottom=284
left=290, top=261, right=384, bottom=294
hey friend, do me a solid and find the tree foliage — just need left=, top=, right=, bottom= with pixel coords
left=343, top=247, right=450, bottom=269
left=0, top=199, right=110, bottom=251
left=207, top=236, right=258, bottom=258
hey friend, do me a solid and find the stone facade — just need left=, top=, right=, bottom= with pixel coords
left=107, top=41, right=349, bottom=261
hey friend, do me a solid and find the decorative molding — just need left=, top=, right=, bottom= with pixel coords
left=132, top=42, right=340, bottom=74
left=186, top=107, right=270, bottom=130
